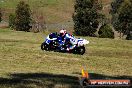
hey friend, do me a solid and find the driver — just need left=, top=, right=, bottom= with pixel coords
left=59, top=29, right=76, bottom=51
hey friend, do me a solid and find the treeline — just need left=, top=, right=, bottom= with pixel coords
left=73, top=0, right=132, bottom=40
left=0, top=0, right=132, bottom=40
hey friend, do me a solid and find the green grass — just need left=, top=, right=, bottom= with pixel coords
left=0, top=28, right=132, bottom=87
left=0, top=0, right=74, bottom=23
left=0, top=0, right=57, bottom=8
left=1, top=0, right=112, bottom=24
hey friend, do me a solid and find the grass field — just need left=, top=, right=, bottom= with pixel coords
left=0, top=0, right=74, bottom=23
left=0, top=28, right=132, bottom=88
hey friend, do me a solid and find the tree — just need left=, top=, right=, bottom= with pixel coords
left=73, top=0, right=103, bottom=36
left=98, top=24, right=114, bottom=38
left=110, top=0, right=124, bottom=38
left=110, top=0, right=124, bottom=14
left=15, top=1, right=32, bottom=31
left=0, top=8, right=2, bottom=22
left=9, top=13, right=15, bottom=29
left=126, top=31, right=132, bottom=40
left=111, top=0, right=132, bottom=39
left=119, top=0, right=132, bottom=39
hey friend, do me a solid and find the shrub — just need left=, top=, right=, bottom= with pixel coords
left=98, top=24, right=114, bottom=38
left=73, top=0, right=103, bottom=36
left=15, top=1, right=32, bottom=31
left=126, top=31, right=132, bottom=40
left=9, top=13, right=15, bottom=29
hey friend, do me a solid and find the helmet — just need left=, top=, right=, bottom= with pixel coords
left=64, top=29, right=67, bottom=34
left=60, top=29, right=66, bottom=36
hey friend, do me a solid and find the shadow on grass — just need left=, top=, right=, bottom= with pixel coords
left=73, top=72, right=132, bottom=88
left=73, top=72, right=132, bottom=80
left=0, top=72, right=131, bottom=88
left=88, top=73, right=132, bottom=80
left=0, top=72, right=80, bottom=88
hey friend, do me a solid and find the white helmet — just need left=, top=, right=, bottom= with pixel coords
left=60, top=29, right=66, bottom=36
left=64, top=29, right=67, bottom=33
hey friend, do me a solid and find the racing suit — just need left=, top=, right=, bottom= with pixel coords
left=63, top=33, right=77, bottom=51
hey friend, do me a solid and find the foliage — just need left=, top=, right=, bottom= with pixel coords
left=110, top=0, right=124, bottom=34
left=111, top=0, right=132, bottom=39
left=119, top=0, right=132, bottom=39
left=110, top=0, right=124, bottom=14
left=15, top=1, right=32, bottom=31
left=126, top=31, right=132, bottom=40
left=73, top=0, right=103, bottom=36
left=98, top=24, right=114, bottom=38
left=9, top=13, right=15, bottom=29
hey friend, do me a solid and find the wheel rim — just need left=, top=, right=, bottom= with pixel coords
left=80, top=48, right=84, bottom=53
left=79, top=46, right=85, bottom=55
left=41, top=43, right=45, bottom=50
left=44, top=44, right=49, bottom=51
left=41, top=43, right=50, bottom=51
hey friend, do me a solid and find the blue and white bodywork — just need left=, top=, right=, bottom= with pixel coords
left=41, top=33, right=89, bottom=55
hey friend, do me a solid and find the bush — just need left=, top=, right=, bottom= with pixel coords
left=98, top=24, right=114, bottom=38
left=73, top=0, right=103, bottom=36
left=15, top=1, right=32, bottom=31
left=111, top=0, right=132, bottom=39
left=126, top=31, right=132, bottom=40
left=9, top=13, right=15, bottom=29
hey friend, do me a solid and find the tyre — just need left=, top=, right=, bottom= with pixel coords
left=52, top=41, right=58, bottom=49
left=41, top=42, right=50, bottom=51
left=78, top=46, right=85, bottom=55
